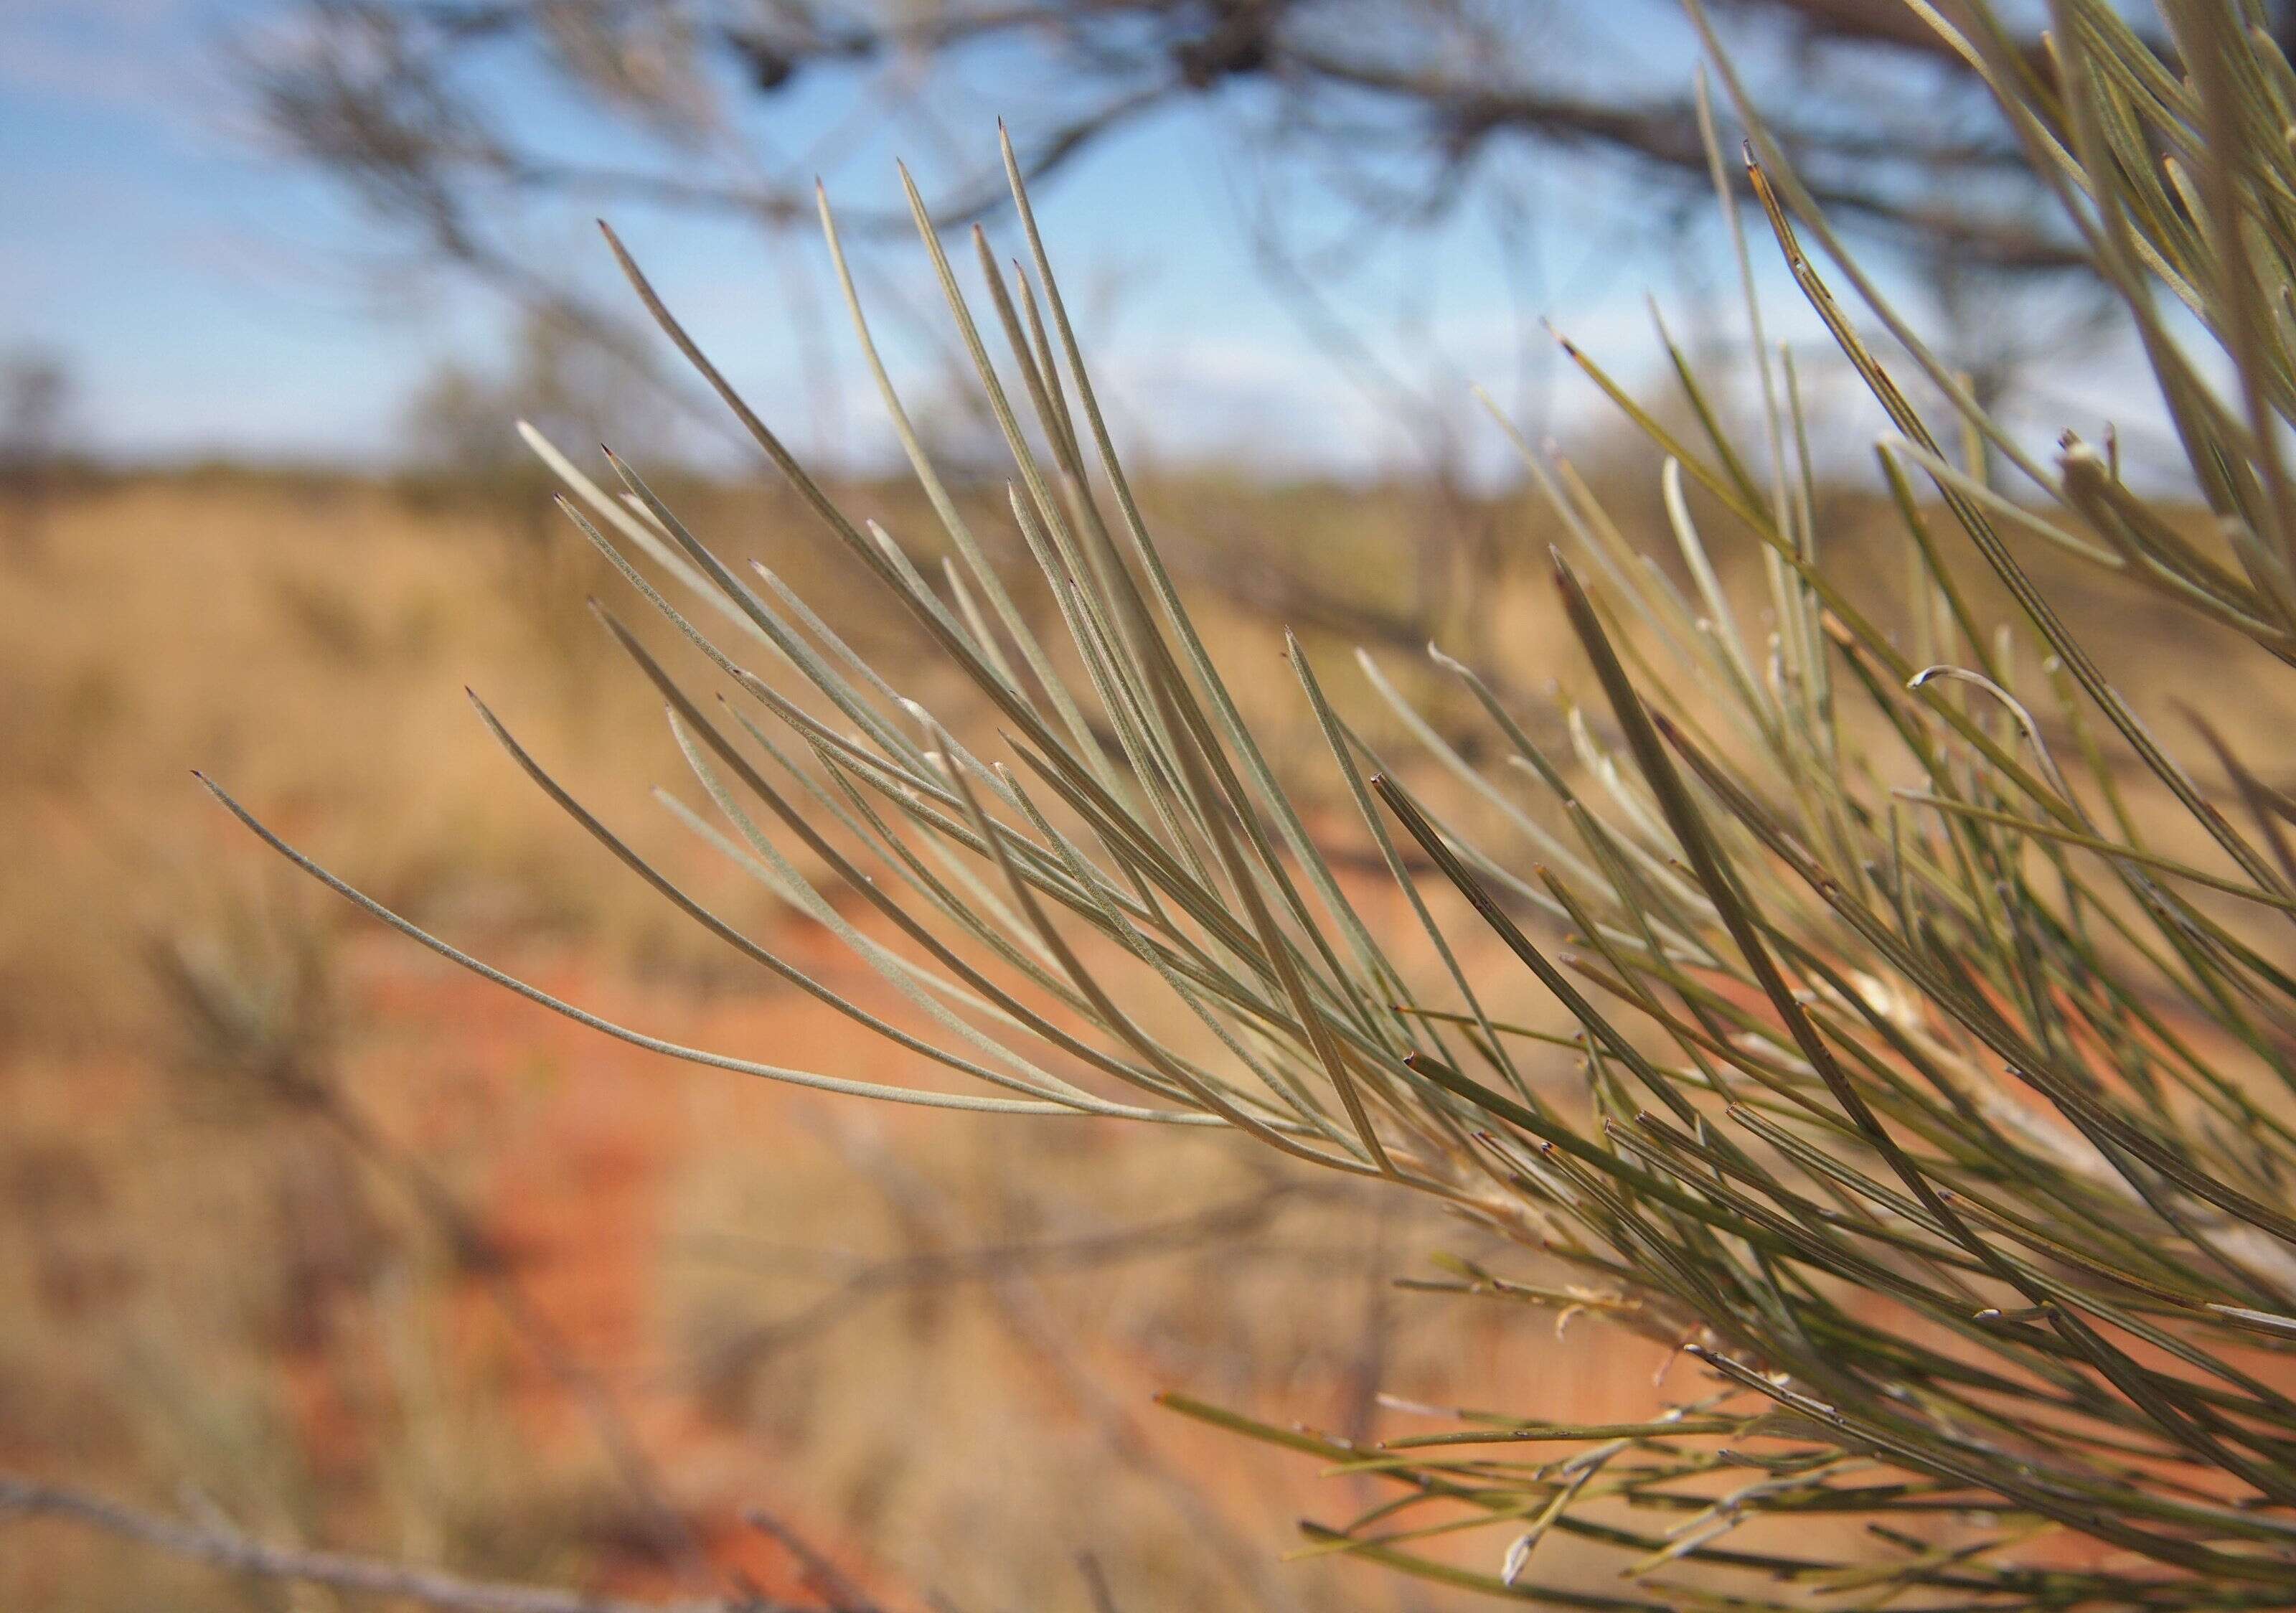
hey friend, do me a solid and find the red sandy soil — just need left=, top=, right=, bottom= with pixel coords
left=311, top=923, right=1670, bottom=1606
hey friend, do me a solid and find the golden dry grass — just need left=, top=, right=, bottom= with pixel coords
left=4, top=465, right=2285, bottom=1610
left=0, top=472, right=1639, bottom=1612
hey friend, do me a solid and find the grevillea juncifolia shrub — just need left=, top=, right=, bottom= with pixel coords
left=210, top=2, right=2296, bottom=1604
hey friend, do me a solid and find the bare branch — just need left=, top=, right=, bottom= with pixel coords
left=0, top=1475, right=774, bottom=1613
left=239, top=0, right=2118, bottom=273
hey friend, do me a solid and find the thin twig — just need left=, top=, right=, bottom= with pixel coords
left=0, top=1475, right=773, bottom=1613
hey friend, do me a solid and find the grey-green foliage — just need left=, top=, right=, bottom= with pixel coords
left=210, top=1, right=2296, bottom=1604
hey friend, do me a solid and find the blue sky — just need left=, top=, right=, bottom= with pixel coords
left=0, top=0, right=2178, bottom=481
left=2, top=0, right=500, bottom=459
left=0, top=0, right=1767, bottom=476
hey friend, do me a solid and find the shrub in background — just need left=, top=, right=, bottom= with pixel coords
left=212, top=1, right=2296, bottom=1604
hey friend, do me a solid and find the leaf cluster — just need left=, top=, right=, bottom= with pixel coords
left=212, top=4, right=2296, bottom=1604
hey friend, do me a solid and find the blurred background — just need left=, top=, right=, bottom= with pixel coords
left=0, top=1, right=2234, bottom=1608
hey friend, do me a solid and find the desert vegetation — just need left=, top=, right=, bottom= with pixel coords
left=5, top=458, right=1568, bottom=1612
left=15, top=1, right=2296, bottom=1609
